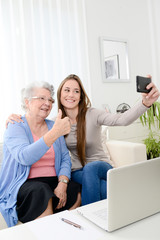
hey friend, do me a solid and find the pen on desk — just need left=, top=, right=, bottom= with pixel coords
left=61, top=218, right=82, bottom=229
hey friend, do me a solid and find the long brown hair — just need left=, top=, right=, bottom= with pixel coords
left=57, top=74, right=91, bottom=166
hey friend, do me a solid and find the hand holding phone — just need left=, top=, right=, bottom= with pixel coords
left=136, top=76, right=152, bottom=93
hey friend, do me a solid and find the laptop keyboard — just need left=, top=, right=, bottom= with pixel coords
left=93, top=208, right=107, bottom=221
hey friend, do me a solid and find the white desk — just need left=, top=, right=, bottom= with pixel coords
left=0, top=210, right=160, bottom=240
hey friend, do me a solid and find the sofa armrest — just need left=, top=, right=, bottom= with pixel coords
left=0, top=212, right=22, bottom=230
left=106, top=140, right=147, bottom=168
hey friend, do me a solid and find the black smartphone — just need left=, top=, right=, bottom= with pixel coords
left=136, top=76, right=152, bottom=93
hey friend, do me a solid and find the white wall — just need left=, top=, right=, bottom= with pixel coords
left=84, top=0, right=160, bottom=112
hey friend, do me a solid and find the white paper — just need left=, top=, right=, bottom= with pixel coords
left=25, top=210, right=104, bottom=240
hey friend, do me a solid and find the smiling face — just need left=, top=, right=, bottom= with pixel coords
left=60, top=79, right=81, bottom=111
left=25, top=88, right=53, bottom=120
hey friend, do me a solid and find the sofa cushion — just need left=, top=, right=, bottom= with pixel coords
left=106, top=140, right=147, bottom=168
left=101, top=127, right=115, bottom=167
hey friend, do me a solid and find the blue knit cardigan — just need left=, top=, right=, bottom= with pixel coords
left=0, top=116, right=71, bottom=227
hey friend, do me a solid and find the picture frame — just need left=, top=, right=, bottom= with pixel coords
left=100, top=37, right=130, bottom=83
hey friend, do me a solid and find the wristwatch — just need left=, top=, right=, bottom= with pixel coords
left=59, top=179, right=68, bottom=184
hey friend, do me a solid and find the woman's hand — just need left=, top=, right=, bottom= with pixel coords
left=54, top=182, right=67, bottom=209
left=52, top=109, right=71, bottom=137
left=142, top=77, right=160, bottom=107
left=5, top=114, right=23, bottom=128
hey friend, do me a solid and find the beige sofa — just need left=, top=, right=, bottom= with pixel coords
left=0, top=138, right=147, bottom=230
left=105, top=140, right=147, bottom=168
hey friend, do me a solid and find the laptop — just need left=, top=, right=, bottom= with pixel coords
left=77, top=157, right=160, bottom=232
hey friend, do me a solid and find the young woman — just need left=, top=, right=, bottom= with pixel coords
left=6, top=75, right=160, bottom=206
left=56, top=74, right=159, bottom=205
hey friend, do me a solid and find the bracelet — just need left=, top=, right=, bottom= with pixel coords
left=59, top=179, right=68, bottom=184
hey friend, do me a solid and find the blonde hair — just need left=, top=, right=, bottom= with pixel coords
left=57, top=74, right=91, bottom=166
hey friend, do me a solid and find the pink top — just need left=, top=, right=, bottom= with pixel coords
left=28, top=133, right=56, bottom=178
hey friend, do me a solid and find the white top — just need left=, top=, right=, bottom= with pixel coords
left=65, top=101, right=147, bottom=171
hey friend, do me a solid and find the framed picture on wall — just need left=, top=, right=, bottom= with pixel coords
left=105, top=55, right=120, bottom=79
left=99, top=37, right=130, bottom=83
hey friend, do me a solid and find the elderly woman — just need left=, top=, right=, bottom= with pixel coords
left=0, top=82, right=81, bottom=227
